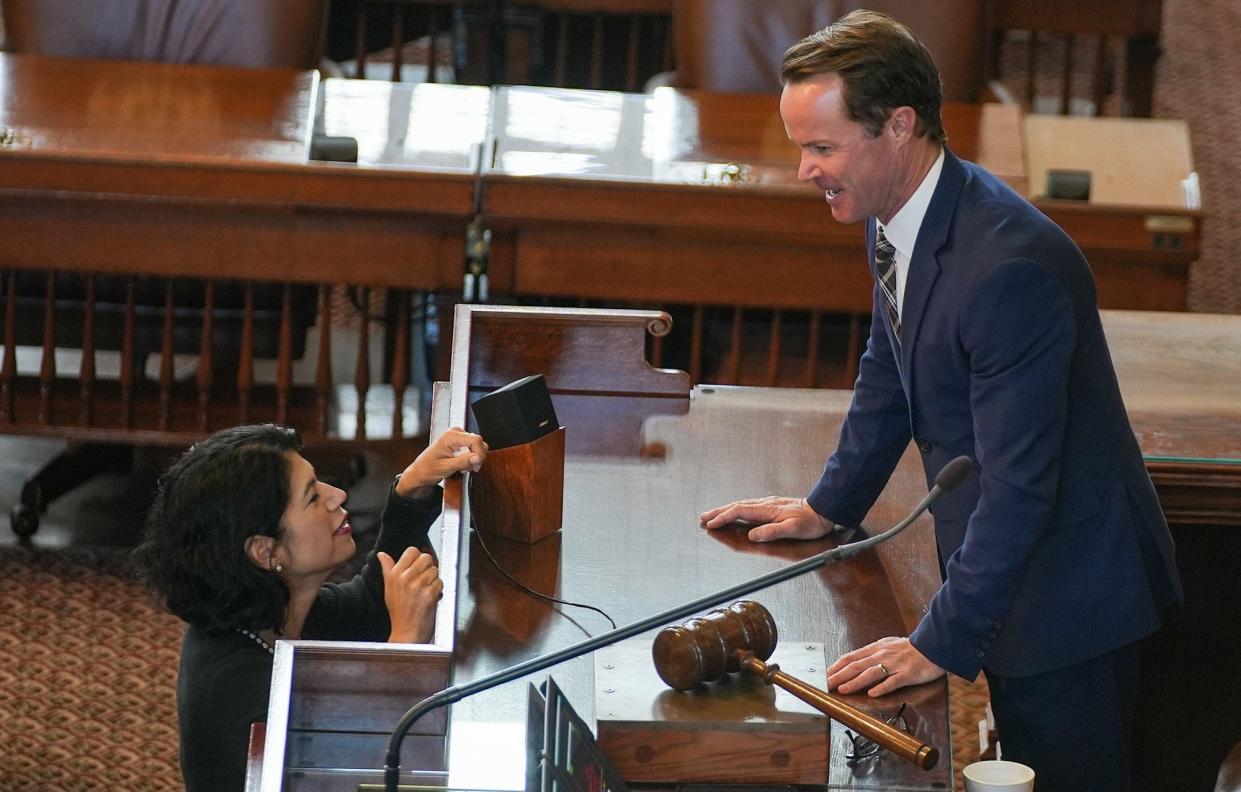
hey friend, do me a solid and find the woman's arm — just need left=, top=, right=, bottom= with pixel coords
left=303, top=428, right=486, bottom=642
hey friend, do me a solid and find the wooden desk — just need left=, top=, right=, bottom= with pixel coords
left=0, top=56, right=484, bottom=446
left=481, top=86, right=1199, bottom=333
left=263, top=306, right=955, bottom=790
left=1025, top=116, right=1200, bottom=311
left=1100, top=309, right=1241, bottom=525
left=0, top=59, right=1205, bottom=445
left=1100, top=309, right=1241, bottom=792
left=482, top=87, right=1022, bottom=315
left=0, top=54, right=477, bottom=292
left=260, top=306, right=1241, bottom=791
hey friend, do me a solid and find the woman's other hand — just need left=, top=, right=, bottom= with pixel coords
left=395, top=427, right=487, bottom=497
left=379, top=547, right=443, bottom=644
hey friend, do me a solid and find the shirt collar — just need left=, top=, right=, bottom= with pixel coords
left=877, top=147, right=945, bottom=259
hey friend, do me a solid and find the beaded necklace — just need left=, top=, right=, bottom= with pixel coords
left=237, top=628, right=274, bottom=655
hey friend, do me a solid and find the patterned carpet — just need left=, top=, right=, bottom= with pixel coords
left=0, top=547, right=184, bottom=790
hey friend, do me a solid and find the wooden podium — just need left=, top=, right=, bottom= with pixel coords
left=595, top=639, right=831, bottom=784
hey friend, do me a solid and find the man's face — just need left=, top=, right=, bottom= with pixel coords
left=780, top=73, right=907, bottom=225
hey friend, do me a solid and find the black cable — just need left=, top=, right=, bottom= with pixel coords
left=465, top=473, right=617, bottom=631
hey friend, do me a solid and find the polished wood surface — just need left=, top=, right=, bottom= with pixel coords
left=597, top=638, right=831, bottom=785
left=441, top=306, right=952, bottom=790
left=481, top=85, right=1196, bottom=314
left=647, top=601, right=937, bottom=773
left=0, top=56, right=479, bottom=285
left=262, top=642, right=454, bottom=791
left=482, top=87, right=1020, bottom=312
left=1100, top=308, right=1241, bottom=791
left=470, top=426, right=566, bottom=543
left=245, top=722, right=265, bottom=792
left=1106, top=310, right=1241, bottom=435
left=1103, top=310, right=1241, bottom=525
left=0, top=54, right=316, bottom=162
left=257, top=305, right=1241, bottom=790
left=319, top=78, right=489, bottom=170
left=263, top=306, right=955, bottom=790
left=1024, top=115, right=1199, bottom=310
left=0, top=59, right=485, bottom=454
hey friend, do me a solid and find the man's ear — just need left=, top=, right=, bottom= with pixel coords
left=244, top=534, right=278, bottom=572
left=888, top=106, right=917, bottom=143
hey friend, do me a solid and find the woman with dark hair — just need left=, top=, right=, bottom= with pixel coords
left=136, top=424, right=485, bottom=792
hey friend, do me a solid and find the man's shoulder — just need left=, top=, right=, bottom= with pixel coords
left=938, top=157, right=1094, bottom=300
left=949, top=156, right=1074, bottom=247
left=954, top=156, right=1037, bottom=213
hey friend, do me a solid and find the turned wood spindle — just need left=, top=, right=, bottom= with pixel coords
left=652, top=600, right=939, bottom=771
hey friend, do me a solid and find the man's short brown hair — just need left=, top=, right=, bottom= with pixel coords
left=781, top=10, right=946, bottom=143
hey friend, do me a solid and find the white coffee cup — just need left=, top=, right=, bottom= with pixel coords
left=963, top=760, right=1035, bottom=791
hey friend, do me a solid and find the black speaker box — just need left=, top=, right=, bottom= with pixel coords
left=470, top=374, right=560, bottom=451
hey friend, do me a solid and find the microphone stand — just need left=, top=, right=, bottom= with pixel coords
left=382, top=456, right=973, bottom=791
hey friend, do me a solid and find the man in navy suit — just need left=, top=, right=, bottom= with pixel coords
left=700, top=11, right=1182, bottom=790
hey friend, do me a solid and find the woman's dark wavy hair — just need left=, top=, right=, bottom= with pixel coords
left=134, top=424, right=301, bottom=634
left=781, top=10, right=947, bottom=144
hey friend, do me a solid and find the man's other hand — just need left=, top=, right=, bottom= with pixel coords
left=827, top=636, right=945, bottom=697
left=699, top=496, right=833, bottom=542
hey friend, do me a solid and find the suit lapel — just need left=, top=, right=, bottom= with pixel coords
left=899, top=149, right=966, bottom=413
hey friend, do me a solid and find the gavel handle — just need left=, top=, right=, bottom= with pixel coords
left=738, top=653, right=939, bottom=770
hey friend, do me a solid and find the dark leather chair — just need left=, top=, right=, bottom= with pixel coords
left=669, top=0, right=987, bottom=102
left=2, top=0, right=327, bottom=69
left=1, top=0, right=328, bottom=537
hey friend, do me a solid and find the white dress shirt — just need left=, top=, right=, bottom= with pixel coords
left=876, top=147, right=946, bottom=318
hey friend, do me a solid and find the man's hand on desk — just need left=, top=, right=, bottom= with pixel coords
left=699, top=496, right=833, bottom=542
left=827, top=636, right=945, bottom=697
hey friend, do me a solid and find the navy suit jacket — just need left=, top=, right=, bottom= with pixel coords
left=806, top=149, right=1182, bottom=680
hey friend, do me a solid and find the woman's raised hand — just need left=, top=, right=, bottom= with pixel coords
left=395, top=427, right=487, bottom=497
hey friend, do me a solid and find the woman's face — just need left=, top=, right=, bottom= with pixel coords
left=274, top=451, right=355, bottom=581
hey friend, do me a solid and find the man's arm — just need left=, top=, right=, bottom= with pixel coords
left=805, top=289, right=912, bottom=527
left=701, top=290, right=912, bottom=540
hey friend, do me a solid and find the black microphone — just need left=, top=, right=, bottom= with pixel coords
left=382, top=454, right=975, bottom=791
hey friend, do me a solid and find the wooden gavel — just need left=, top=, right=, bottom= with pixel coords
left=651, top=600, right=939, bottom=771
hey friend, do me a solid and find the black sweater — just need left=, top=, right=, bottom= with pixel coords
left=175, top=485, right=442, bottom=792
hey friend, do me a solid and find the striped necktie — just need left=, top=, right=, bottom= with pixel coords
left=875, top=226, right=901, bottom=342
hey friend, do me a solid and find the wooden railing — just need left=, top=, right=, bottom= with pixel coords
left=0, top=270, right=429, bottom=445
